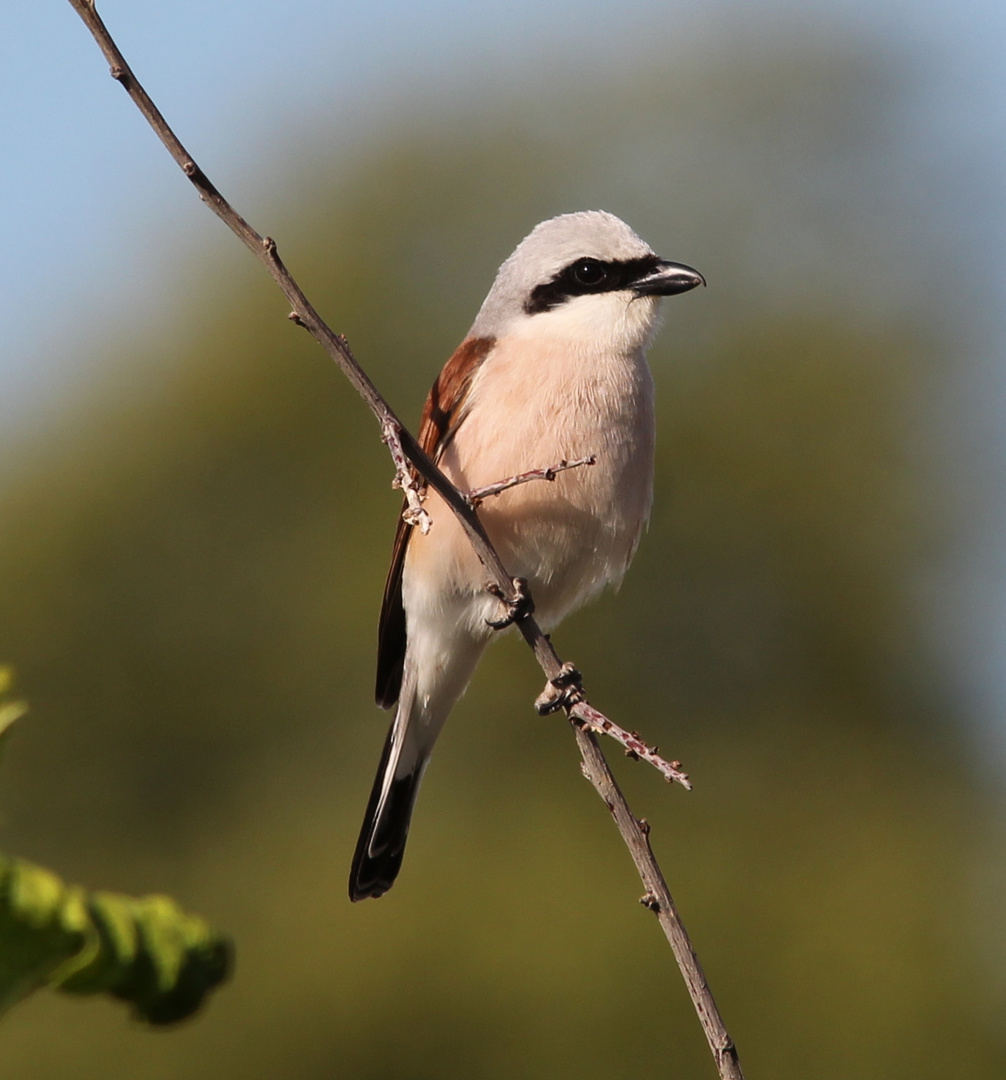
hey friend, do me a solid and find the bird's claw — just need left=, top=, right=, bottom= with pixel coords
left=535, top=661, right=585, bottom=715
left=486, top=577, right=534, bottom=629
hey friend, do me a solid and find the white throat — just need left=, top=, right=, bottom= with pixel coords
left=509, top=292, right=663, bottom=356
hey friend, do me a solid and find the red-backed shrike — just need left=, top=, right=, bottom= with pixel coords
left=350, top=211, right=703, bottom=900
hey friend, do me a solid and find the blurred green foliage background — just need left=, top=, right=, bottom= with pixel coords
left=1, top=24, right=1003, bottom=1080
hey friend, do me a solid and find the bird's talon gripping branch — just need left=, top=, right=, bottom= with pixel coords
left=535, top=661, right=585, bottom=715
left=486, top=577, right=534, bottom=629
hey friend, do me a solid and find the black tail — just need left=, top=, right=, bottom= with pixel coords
left=349, top=727, right=423, bottom=901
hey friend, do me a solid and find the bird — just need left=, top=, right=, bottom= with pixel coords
left=350, top=210, right=703, bottom=901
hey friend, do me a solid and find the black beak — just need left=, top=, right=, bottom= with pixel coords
left=633, top=260, right=705, bottom=297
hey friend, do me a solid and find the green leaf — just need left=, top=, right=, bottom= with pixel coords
left=0, top=857, right=86, bottom=1016
left=0, top=669, right=230, bottom=1024
left=0, top=853, right=231, bottom=1024
left=0, top=666, right=26, bottom=756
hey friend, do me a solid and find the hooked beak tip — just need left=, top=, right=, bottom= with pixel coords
left=633, top=260, right=705, bottom=298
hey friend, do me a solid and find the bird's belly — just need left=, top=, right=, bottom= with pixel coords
left=474, top=447, right=648, bottom=628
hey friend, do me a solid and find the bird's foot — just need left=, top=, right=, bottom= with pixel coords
left=535, top=661, right=585, bottom=715
left=486, top=577, right=535, bottom=629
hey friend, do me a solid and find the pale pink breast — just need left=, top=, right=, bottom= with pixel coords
left=406, top=335, right=655, bottom=630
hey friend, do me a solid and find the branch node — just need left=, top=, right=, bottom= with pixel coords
left=262, top=236, right=277, bottom=255
left=381, top=419, right=433, bottom=535
left=401, top=501, right=431, bottom=533
left=719, top=1042, right=740, bottom=1066
left=637, top=817, right=651, bottom=836
left=288, top=311, right=307, bottom=328
left=639, top=892, right=662, bottom=913
left=534, top=661, right=584, bottom=715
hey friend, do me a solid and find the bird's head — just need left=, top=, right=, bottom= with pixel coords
left=470, top=210, right=704, bottom=353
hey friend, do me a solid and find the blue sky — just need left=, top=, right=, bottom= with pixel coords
left=2, top=1, right=1003, bottom=430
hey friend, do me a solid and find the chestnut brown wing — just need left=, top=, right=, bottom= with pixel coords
left=374, top=337, right=496, bottom=707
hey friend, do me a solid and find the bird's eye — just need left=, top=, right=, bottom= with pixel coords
left=571, top=259, right=607, bottom=287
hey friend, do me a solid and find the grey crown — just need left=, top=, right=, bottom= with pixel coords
left=469, top=211, right=656, bottom=338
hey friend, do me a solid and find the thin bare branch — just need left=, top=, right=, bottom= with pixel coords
left=466, top=455, right=597, bottom=506
left=575, top=728, right=743, bottom=1080
left=65, top=5, right=743, bottom=1076
left=64, top=0, right=685, bottom=790
left=571, top=702, right=691, bottom=788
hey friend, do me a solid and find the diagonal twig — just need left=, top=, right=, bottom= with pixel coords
left=466, top=455, right=597, bottom=506
left=65, top=5, right=744, bottom=1076
left=572, top=702, right=690, bottom=787
left=64, top=0, right=681, bottom=792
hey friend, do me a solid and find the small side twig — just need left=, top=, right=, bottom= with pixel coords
left=571, top=702, right=691, bottom=788
left=466, top=455, right=596, bottom=507
left=65, top=7, right=744, bottom=1077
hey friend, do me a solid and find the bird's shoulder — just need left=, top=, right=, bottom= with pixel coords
left=416, top=335, right=496, bottom=458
